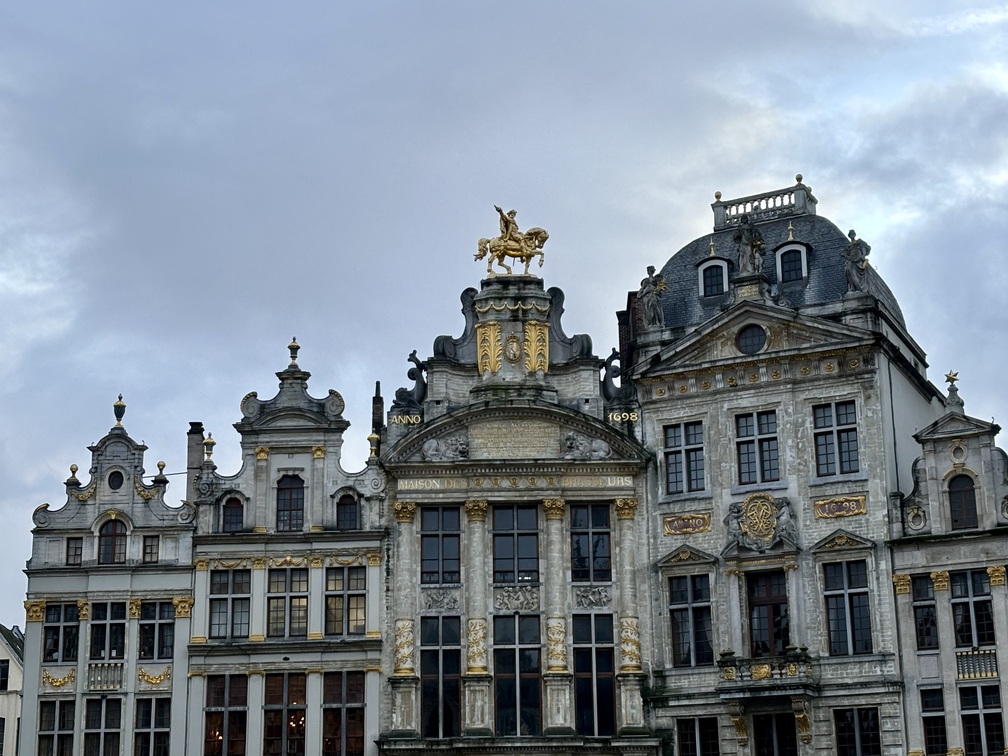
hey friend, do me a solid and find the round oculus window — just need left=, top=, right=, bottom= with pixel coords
left=736, top=324, right=767, bottom=355
left=108, top=471, right=124, bottom=490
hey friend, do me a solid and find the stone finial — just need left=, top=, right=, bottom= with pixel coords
left=714, top=191, right=722, bottom=201
left=944, top=371, right=965, bottom=413
left=288, top=337, right=300, bottom=366
left=708, top=237, right=716, bottom=256
left=66, top=464, right=80, bottom=486
left=153, top=461, right=169, bottom=485
left=795, top=173, right=803, bottom=183
left=787, top=222, right=794, bottom=241
left=113, top=394, right=126, bottom=427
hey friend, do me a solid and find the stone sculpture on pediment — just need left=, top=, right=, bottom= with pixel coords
left=733, top=214, right=765, bottom=276
left=726, top=494, right=799, bottom=553
left=843, top=229, right=871, bottom=294
left=475, top=206, right=549, bottom=276
left=637, top=265, right=666, bottom=329
left=392, top=350, right=427, bottom=411
left=421, top=432, right=469, bottom=462
left=562, top=432, right=611, bottom=460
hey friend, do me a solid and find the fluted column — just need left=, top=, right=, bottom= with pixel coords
left=541, top=497, right=574, bottom=735
left=462, top=499, right=492, bottom=735
left=614, top=497, right=646, bottom=734
left=389, top=500, right=419, bottom=736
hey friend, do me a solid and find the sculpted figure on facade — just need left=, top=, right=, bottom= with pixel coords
left=392, top=349, right=427, bottom=411
left=421, top=432, right=469, bottom=461
left=637, top=265, right=666, bottom=328
left=843, top=229, right=871, bottom=293
left=733, top=214, right=765, bottom=275
left=562, top=432, right=611, bottom=460
left=475, top=206, right=549, bottom=276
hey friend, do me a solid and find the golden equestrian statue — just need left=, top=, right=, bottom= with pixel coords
left=475, top=206, right=549, bottom=276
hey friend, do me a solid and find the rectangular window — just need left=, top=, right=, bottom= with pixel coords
left=323, top=671, right=366, bottom=756
left=66, top=538, right=83, bottom=566
left=276, top=476, right=305, bottom=532
left=670, top=574, right=714, bottom=667
left=752, top=713, right=798, bottom=756
left=142, top=535, right=159, bottom=564
left=748, top=570, right=789, bottom=657
left=209, top=570, right=251, bottom=639
left=204, top=674, right=247, bottom=756
left=570, top=504, right=611, bottom=583
left=336, top=496, right=359, bottom=532
left=677, top=717, right=720, bottom=756
left=664, top=422, right=705, bottom=493
left=83, top=698, right=122, bottom=756
left=37, top=699, right=74, bottom=756
left=325, top=567, right=366, bottom=636
left=139, top=602, right=175, bottom=661
left=961, top=685, right=1005, bottom=756
left=493, top=614, right=541, bottom=736
left=823, top=561, right=872, bottom=655
left=420, top=616, right=462, bottom=738
left=573, top=614, right=616, bottom=736
left=814, top=401, right=859, bottom=476
left=702, top=265, right=725, bottom=297
left=736, top=411, right=779, bottom=484
left=134, top=698, right=170, bottom=756
left=420, top=506, right=461, bottom=584
left=834, top=707, right=881, bottom=756
left=89, top=602, right=126, bottom=660
left=43, top=603, right=79, bottom=663
left=952, top=570, right=995, bottom=648
left=913, top=575, right=939, bottom=650
left=267, top=568, right=309, bottom=638
left=921, top=689, right=947, bottom=756
left=493, top=505, right=539, bottom=584
left=0, top=660, right=8, bottom=691
left=264, top=673, right=306, bottom=756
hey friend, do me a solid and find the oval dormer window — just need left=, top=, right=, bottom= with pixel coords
left=736, top=325, right=767, bottom=355
left=108, top=471, right=124, bottom=490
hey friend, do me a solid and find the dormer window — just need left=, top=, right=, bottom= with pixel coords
left=949, top=474, right=978, bottom=530
left=336, top=494, right=359, bottom=531
left=222, top=497, right=244, bottom=533
left=698, top=260, right=728, bottom=298
left=277, top=475, right=305, bottom=532
left=98, top=520, right=127, bottom=564
left=774, top=244, right=809, bottom=284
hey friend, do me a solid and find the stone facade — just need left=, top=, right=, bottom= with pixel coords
left=18, top=180, right=1008, bottom=756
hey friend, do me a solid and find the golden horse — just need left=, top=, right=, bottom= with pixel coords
left=475, top=228, right=549, bottom=275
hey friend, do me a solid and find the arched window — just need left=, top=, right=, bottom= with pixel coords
left=222, top=497, right=244, bottom=533
left=337, top=494, right=359, bottom=531
left=699, top=262, right=726, bottom=297
left=98, top=520, right=127, bottom=564
left=277, top=475, right=305, bottom=532
left=779, top=250, right=804, bottom=282
left=949, top=475, right=978, bottom=530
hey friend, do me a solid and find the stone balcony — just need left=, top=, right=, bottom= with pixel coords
left=956, top=648, right=998, bottom=680
left=711, top=175, right=818, bottom=230
left=716, top=648, right=818, bottom=699
left=87, top=662, right=125, bottom=691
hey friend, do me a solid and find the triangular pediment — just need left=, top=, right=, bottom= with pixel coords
left=810, top=529, right=875, bottom=553
left=657, top=545, right=719, bottom=568
left=634, top=301, right=873, bottom=378
left=383, top=403, right=647, bottom=466
left=914, top=410, right=1000, bottom=444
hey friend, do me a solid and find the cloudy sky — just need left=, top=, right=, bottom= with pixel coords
left=1, top=1, right=1007, bottom=630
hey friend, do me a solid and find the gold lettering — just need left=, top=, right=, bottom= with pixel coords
left=391, top=415, right=423, bottom=425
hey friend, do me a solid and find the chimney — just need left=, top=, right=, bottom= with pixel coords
left=186, top=422, right=205, bottom=502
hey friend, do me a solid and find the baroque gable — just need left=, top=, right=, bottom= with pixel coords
left=809, top=529, right=875, bottom=554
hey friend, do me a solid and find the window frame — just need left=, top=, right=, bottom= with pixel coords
left=912, top=575, right=939, bottom=650
left=774, top=244, right=808, bottom=284
left=492, top=505, right=539, bottom=584
left=66, top=537, right=83, bottom=566
left=204, top=674, right=248, bottom=756
left=89, top=601, right=127, bottom=661
left=493, top=614, right=542, bottom=736
left=948, top=474, right=979, bottom=531
left=951, top=570, right=995, bottom=648
left=420, top=506, right=461, bottom=585
left=325, top=566, right=366, bottom=637
left=419, top=616, right=462, bottom=739
left=323, top=671, right=366, bottom=756
left=960, top=684, right=1005, bottom=756
left=134, top=697, right=171, bottom=756
left=208, top=570, right=251, bottom=640
left=97, top=520, right=127, bottom=565
left=823, top=560, right=873, bottom=656
left=813, top=400, right=860, bottom=477
left=670, top=574, right=714, bottom=667
left=142, top=535, right=159, bottom=564
left=267, top=568, right=309, bottom=638
left=263, top=673, right=307, bottom=756
left=663, top=421, right=705, bottom=494
left=572, top=613, right=616, bottom=737
left=43, top=603, right=79, bottom=663
left=37, top=699, right=75, bottom=756
left=138, top=601, right=175, bottom=661
left=747, top=570, right=790, bottom=658
left=834, top=707, right=882, bottom=756
left=677, top=717, right=720, bottom=756
left=698, top=260, right=728, bottom=298
left=336, top=494, right=359, bottom=531
left=221, top=497, right=244, bottom=533
left=83, top=697, right=122, bottom=756
left=736, top=410, right=780, bottom=485
left=921, top=688, right=948, bottom=756
left=570, top=504, right=612, bottom=584
left=276, top=474, right=305, bottom=532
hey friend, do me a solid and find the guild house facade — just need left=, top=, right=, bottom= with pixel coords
left=20, top=178, right=1008, bottom=756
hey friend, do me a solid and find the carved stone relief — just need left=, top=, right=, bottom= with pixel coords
left=494, top=585, right=539, bottom=612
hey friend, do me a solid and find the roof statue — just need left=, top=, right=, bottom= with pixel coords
left=843, top=229, right=871, bottom=293
left=732, top=214, right=765, bottom=275
left=638, top=265, right=666, bottom=328
left=475, top=206, right=549, bottom=276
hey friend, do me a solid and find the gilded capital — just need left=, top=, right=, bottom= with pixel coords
left=892, top=574, right=911, bottom=594
left=24, top=600, right=45, bottom=622
left=252, top=558, right=267, bottom=570
left=542, top=498, right=566, bottom=520
left=129, top=598, right=142, bottom=619
left=394, top=500, right=417, bottom=523
left=465, top=499, right=488, bottom=522
left=255, top=446, right=269, bottom=461
left=312, top=446, right=326, bottom=459
left=172, top=596, right=195, bottom=618
left=367, top=552, right=382, bottom=566
left=194, top=559, right=209, bottom=572
left=930, top=570, right=950, bottom=592
left=988, top=565, right=1006, bottom=587
left=77, top=599, right=90, bottom=620
left=309, top=556, right=325, bottom=569
left=615, top=497, right=639, bottom=520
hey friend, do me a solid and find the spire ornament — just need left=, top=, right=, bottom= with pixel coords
left=113, top=394, right=126, bottom=427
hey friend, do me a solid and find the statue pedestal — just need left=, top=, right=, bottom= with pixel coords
left=732, top=273, right=770, bottom=303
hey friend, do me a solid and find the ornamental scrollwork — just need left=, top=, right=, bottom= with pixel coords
left=542, top=498, right=566, bottom=520
left=467, top=618, right=488, bottom=673
left=393, top=501, right=417, bottom=523
left=988, top=565, right=1006, bottom=587
left=172, top=596, right=194, bottom=618
left=930, top=570, right=950, bottom=591
left=393, top=620, right=415, bottom=675
left=24, top=600, right=46, bottom=622
left=614, top=498, right=638, bottom=520
left=892, top=574, right=911, bottom=594
left=546, top=618, right=567, bottom=672
left=619, top=617, right=642, bottom=672
left=465, top=499, right=487, bottom=521
left=42, top=668, right=76, bottom=688
left=138, top=666, right=172, bottom=685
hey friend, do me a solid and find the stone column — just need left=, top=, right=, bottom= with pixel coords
left=308, top=557, right=325, bottom=640
left=246, top=671, right=265, bottom=748
left=305, top=669, right=323, bottom=754
left=253, top=447, right=270, bottom=532
left=725, top=568, right=744, bottom=653
left=190, top=561, right=210, bottom=643
left=249, top=558, right=267, bottom=642
left=614, top=497, right=646, bottom=734
left=541, top=497, right=573, bottom=735
left=366, top=551, right=383, bottom=640
left=390, top=500, right=419, bottom=736
left=929, top=570, right=962, bottom=750
left=186, top=673, right=207, bottom=755
left=309, top=446, right=326, bottom=531
left=462, top=499, right=492, bottom=735
left=987, top=566, right=1008, bottom=715
left=784, top=562, right=802, bottom=647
